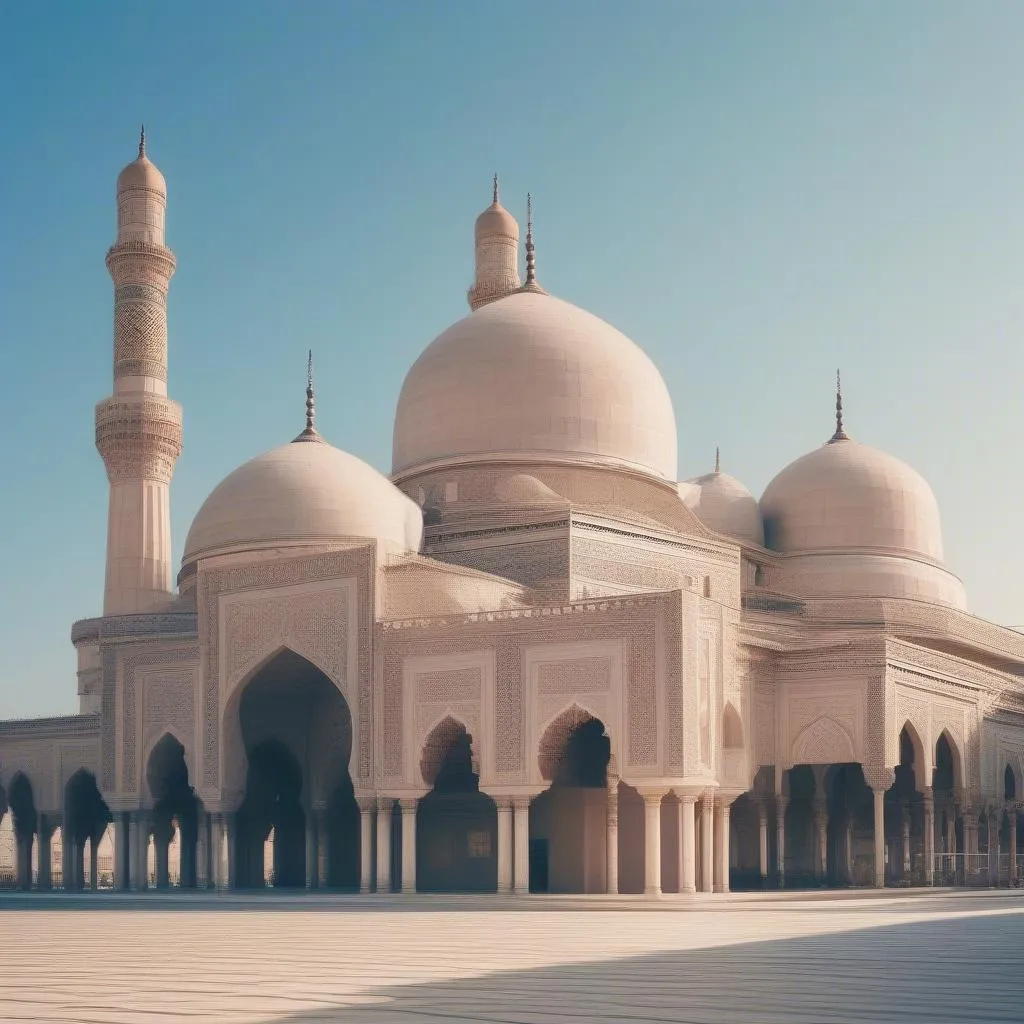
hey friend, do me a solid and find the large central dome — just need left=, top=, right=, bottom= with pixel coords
left=392, top=291, right=678, bottom=481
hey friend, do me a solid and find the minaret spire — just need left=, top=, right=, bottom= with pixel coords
left=829, top=368, right=850, bottom=443
left=714, top=446, right=721, bottom=474
left=293, top=349, right=322, bottom=443
left=520, top=193, right=547, bottom=294
left=139, top=124, right=146, bottom=158
left=492, top=172, right=499, bottom=205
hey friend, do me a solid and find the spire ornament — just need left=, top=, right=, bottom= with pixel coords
left=492, top=172, right=499, bottom=206
left=139, top=124, right=146, bottom=159
left=715, top=446, right=721, bottom=474
left=520, top=193, right=547, bottom=293
left=829, top=368, right=849, bottom=443
left=293, top=349, right=323, bottom=443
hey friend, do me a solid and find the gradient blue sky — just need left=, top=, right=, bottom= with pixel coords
left=2, top=1, right=1024, bottom=718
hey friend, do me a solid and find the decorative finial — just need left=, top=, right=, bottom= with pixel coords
left=293, top=349, right=322, bottom=443
left=525, top=193, right=536, bottom=285
left=715, top=446, right=721, bottom=474
left=829, top=368, right=849, bottom=443
left=139, top=124, right=146, bottom=159
left=492, top=172, right=499, bottom=206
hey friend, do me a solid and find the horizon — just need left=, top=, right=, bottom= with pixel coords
left=4, top=1, right=1024, bottom=717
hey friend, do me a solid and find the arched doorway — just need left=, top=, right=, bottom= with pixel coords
left=146, top=735, right=199, bottom=888
left=8, top=773, right=37, bottom=890
left=230, top=649, right=357, bottom=890
left=933, top=731, right=962, bottom=882
left=530, top=707, right=611, bottom=893
left=64, top=770, right=112, bottom=891
left=416, top=717, right=497, bottom=892
left=827, top=764, right=873, bottom=886
left=883, top=725, right=924, bottom=884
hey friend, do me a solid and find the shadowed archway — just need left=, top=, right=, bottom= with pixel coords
left=146, top=735, right=199, bottom=888
left=64, top=769, right=111, bottom=891
left=8, top=773, right=36, bottom=890
left=416, top=717, right=496, bottom=892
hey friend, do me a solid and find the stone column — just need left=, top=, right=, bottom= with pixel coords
left=923, top=788, right=935, bottom=886
left=872, top=788, right=886, bottom=888
left=62, top=822, right=76, bottom=891
left=901, top=806, right=912, bottom=879
left=844, top=819, right=855, bottom=885
left=225, top=813, right=237, bottom=889
left=988, top=810, right=1000, bottom=885
left=376, top=797, right=393, bottom=893
left=713, top=796, right=731, bottom=893
left=814, top=801, right=829, bottom=881
left=400, top=798, right=417, bottom=894
left=89, top=833, right=100, bottom=891
left=194, top=812, right=208, bottom=890
left=640, top=789, right=665, bottom=897
left=679, top=793, right=697, bottom=894
left=155, top=830, right=170, bottom=890
left=757, top=800, right=769, bottom=882
left=113, top=813, right=128, bottom=891
left=513, top=796, right=531, bottom=894
left=775, top=794, right=788, bottom=888
left=700, top=794, right=714, bottom=893
left=606, top=779, right=619, bottom=895
left=16, top=830, right=34, bottom=891
left=495, top=798, right=513, bottom=894
left=358, top=799, right=374, bottom=894
left=305, top=812, right=318, bottom=890
left=36, top=816, right=53, bottom=891
left=1010, top=808, right=1018, bottom=883
left=130, top=811, right=148, bottom=891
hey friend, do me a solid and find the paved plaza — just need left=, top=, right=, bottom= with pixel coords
left=0, top=890, right=1022, bottom=1023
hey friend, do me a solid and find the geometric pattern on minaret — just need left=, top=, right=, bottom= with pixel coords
left=95, top=128, right=183, bottom=614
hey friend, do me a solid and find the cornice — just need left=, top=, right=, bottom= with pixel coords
left=0, top=714, right=101, bottom=740
left=71, top=611, right=198, bottom=645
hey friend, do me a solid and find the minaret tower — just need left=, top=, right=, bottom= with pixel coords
left=95, top=128, right=183, bottom=615
left=467, top=174, right=521, bottom=310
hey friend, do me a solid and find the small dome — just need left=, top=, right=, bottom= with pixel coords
left=760, top=438, right=943, bottom=559
left=183, top=440, right=423, bottom=567
left=494, top=473, right=565, bottom=505
left=393, top=290, right=678, bottom=482
left=475, top=201, right=518, bottom=240
left=681, top=469, right=763, bottom=545
left=117, top=155, right=166, bottom=194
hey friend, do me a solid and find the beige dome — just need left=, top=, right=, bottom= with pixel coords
left=681, top=469, right=763, bottom=546
left=117, top=155, right=166, bottom=194
left=393, top=291, right=678, bottom=481
left=183, top=440, right=423, bottom=567
left=760, top=438, right=943, bottom=559
left=475, top=201, right=518, bottom=240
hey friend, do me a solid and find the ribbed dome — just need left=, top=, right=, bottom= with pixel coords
left=760, top=438, right=943, bottom=559
left=117, top=155, right=166, bottom=194
left=183, top=440, right=423, bottom=567
left=393, top=291, right=678, bottom=481
left=681, top=470, right=763, bottom=546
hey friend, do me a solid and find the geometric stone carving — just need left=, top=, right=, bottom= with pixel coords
left=792, top=716, right=856, bottom=766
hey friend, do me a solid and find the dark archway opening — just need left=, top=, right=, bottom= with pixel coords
left=232, top=650, right=358, bottom=890
left=8, top=774, right=37, bottom=890
left=530, top=711, right=611, bottom=893
left=64, top=770, right=112, bottom=891
left=416, top=718, right=497, bottom=892
left=146, top=735, right=199, bottom=888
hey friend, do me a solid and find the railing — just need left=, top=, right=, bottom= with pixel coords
left=932, top=853, right=1021, bottom=887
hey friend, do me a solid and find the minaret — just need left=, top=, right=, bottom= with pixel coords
left=467, top=174, right=521, bottom=310
left=94, top=128, right=183, bottom=615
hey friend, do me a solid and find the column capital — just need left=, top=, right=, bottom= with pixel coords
left=398, top=797, right=419, bottom=813
left=512, top=795, right=533, bottom=811
left=864, top=766, right=895, bottom=792
left=377, top=795, right=395, bottom=814
left=673, top=786, right=702, bottom=804
left=357, top=796, right=376, bottom=814
left=637, top=787, right=669, bottom=806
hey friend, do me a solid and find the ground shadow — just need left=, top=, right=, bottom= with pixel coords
left=266, top=909, right=1024, bottom=1023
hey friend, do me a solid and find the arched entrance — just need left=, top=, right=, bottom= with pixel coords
left=530, top=707, right=611, bottom=893
left=64, top=769, right=111, bottom=891
left=882, top=725, right=924, bottom=884
left=933, top=731, right=962, bottom=882
left=8, top=773, right=36, bottom=890
left=416, top=717, right=497, bottom=892
left=230, top=649, right=358, bottom=890
left=146, top=735, right=199, bottom=888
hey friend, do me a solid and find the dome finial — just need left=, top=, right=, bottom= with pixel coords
left=139, top=124, right=146, bottom=159
left=829, top=368, right=849, bottom=443
left=519, top=193, right=547, bottom=293
left=293, top=349, right=323, bottom=443
left=492, top=172, right=499, bottom=206
left=715, top=446, right=721, bottom=473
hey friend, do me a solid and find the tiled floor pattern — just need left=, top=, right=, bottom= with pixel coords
left=0, top=889, right=1021, bottom=1023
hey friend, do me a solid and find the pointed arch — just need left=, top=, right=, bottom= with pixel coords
left=8, top=773, right=36, bottom=837
left=898, top=720, right=927, bottom=791
left=420, top=715, right=476, bottom=788
left=537, top=703, right=611, bottom=784
left=791, top=716, right=855, bottom=767
left=722, top=702, right=744, bottom=750
left=1004, top=762, right=1020, bottom=802
left=934, top=729, right=963, bottom=794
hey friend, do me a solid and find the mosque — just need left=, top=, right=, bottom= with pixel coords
left=1, top=133, right=1023, bottom=897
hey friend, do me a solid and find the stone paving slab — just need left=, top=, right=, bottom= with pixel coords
left=0, top=890, right=1021, bottom=1023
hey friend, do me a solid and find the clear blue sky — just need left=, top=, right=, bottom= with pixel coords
left=2, top=1, right=1024, bottom=719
